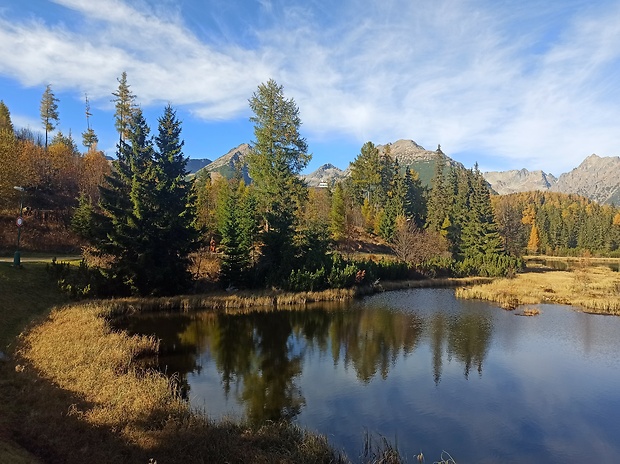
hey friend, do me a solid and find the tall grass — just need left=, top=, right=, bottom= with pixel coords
left=456, top=266, right=620, bottom=314
left=11, top=301, right=345, bottom=463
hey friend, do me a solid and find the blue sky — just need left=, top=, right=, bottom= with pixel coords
left=1, top=0, right=620, bottom=175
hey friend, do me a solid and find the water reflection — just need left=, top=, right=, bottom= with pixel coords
left=121, top=301, right=493, bottom=424
left=118, top=290, right=620, bottom=462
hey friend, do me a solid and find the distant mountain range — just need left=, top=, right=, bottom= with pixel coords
left=484, top=154, right=620, bottom=205
left=193, top=141, right=620, bottom=205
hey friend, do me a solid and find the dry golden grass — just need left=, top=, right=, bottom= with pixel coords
left=10, top=301, right=345, bottom=463
left=522, top=307, right=541, bottom=317
left=456, top=266, right=620, bottom=314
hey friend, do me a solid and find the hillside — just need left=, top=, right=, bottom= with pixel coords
left=551, top=154, right=620, bottom=205
left=197, top=143, right=252, bottom=183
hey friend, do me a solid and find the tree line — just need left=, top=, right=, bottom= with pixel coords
left=4, top=75, right=620, bottom=297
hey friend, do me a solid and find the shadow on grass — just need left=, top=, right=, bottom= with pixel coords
left=0, top=360, right=146, bottom=464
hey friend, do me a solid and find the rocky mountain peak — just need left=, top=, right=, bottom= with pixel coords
left=550, top=154, right=620, bottom=204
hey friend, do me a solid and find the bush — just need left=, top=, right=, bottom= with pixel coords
left=454, top=254, right=524, bottom=278
left=47, top=258, right=129, bottom=298
left=287, top=267, right=327, bottom=292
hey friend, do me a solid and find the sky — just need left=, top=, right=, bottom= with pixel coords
left=1, top=0, right=620, bottom=176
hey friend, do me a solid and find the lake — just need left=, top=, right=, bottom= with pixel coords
left=118, top=289, right=620, bottom=463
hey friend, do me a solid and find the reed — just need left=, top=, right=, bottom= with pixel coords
left=456, top=266, right=620, bottom=314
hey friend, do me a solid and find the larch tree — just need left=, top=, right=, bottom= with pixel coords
left=247, top=79, right=310, bottom=284
left=111, top=71, right=137, bottom=143
left=527, top=223, right=541, bottom=254
left=0, top=101, right=19, bottom=208
left=82, top=94, right=99, bottom=150
left=329, top=182, right=346, bottom=241
left=40, top=84, right=59, bottom=149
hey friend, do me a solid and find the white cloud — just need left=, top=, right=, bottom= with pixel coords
left=1, top=0, right=619, bottom=172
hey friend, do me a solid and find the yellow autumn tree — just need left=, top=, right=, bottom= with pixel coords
left=526, top=223, right=541, bottom=254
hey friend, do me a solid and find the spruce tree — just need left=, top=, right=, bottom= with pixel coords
left=217, top=181, right=256, bottom=288
left=426, top=155, right=448, bottom=232
left=149, top=105, right=200, bottom=293
left=247, top=79, right=310, bottom=284
left=349, top=141, right=381, bottom=205
left=459, top=167, right=503, bottom=259
left=40, top=84, right=59, bottom=149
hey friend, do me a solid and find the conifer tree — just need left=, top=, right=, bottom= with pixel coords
left=0, top=100, right=14, bottom=133
left=247, top=79, right=310, bottom=284
left=403, top=167, right=426, bottom=227
left=329, top=183, right=346, bottom=240
left=91, top=106, right=199, bottom=295
left=0, top=101, right=18, bottom=206
left=217, top=181, right=256, bottom=288
left=82, top=94, right=99, bottom=150
left=527, top=223, right=541, bottom=254
left=111, top=71, right=137, bottom=143
left=459, top=167, right=503, bottom=258
left=40, top=84, right=59, bottom=149
left=426, top=156, right=448, bottom=231
left=350, top=141, right=381, bottom=205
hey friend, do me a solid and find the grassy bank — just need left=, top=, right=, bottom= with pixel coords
left=2, top=264, right=437, bottom=463
left=9, top=301, right=343, bottom=463
left=456, top=265, right=620, bottom=314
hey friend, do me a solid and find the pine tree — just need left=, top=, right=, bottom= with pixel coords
left=247, top=79, right=310, bottom=284
left=147, top=105, right=200, bottom=293
left=403, top=167, right=426, bottom=227
left=111, top=71, right=137, bottom=143
left=218, top=181, right=256, bottom=288
left=426, top=155, right=448, bottom=232
left=40, top=84, right=59, bottom=149
left=91, top=107, right=199, bottom=295
left=349, top=141, right=381, bottom=205
left=329, top=183, right=346, bottom=241
left=82, top=94, right=99, bottom=150
left=460, top=167, right=503, bottom=259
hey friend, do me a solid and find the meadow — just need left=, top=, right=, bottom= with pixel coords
left=456, top=263, right=620, bottom=314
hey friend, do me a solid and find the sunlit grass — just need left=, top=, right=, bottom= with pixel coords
left=456, top=266, right=620, bottom=314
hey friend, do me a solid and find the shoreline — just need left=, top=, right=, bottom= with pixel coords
left=456, top=265, right=620, bottom=315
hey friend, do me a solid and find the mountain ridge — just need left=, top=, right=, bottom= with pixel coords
left=196, top=141, right=620, bottom=205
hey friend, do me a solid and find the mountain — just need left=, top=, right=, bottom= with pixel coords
left=303, top=163, right=346, bottom=187
left=185, top=158, right=212, bottom=174
left=376, top=139, right=466, bottom=186
left=551, top=154, right=620, bottom=205
left=199, top=139, right=465, bottom=188
left=197, top=143, right=252, bottom=183
left=483, top=169, right=557, bottom=195
left=483, top=154, right=620, bottom=205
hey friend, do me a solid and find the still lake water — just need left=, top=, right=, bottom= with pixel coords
left=120, top=289, right=620, bottom=463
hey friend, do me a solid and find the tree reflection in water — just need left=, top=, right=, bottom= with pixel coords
left=122, top=303, right=494, bottom=424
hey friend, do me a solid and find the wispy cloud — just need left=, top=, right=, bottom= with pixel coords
left=0, top=0, right=619, bottom=172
